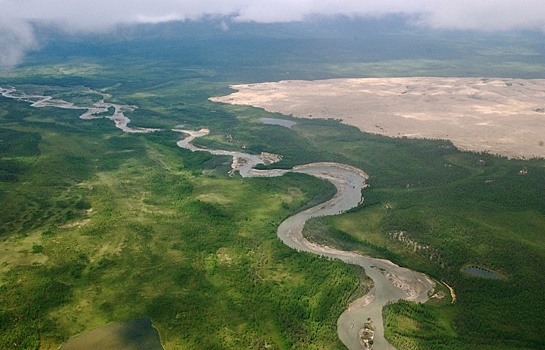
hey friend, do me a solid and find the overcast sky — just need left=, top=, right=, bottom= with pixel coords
left=2, top=0, right=545, bottom=68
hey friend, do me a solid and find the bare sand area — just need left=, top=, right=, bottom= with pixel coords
left=211, top=77, right=545, bottom=159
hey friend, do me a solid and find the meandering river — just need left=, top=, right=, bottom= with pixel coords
left=1, top=86, right=435, bottom=350
left=175, top=128, right=435, bottom=350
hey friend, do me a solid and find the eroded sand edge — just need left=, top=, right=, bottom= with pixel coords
left=211, top=77, right=545, bottom=159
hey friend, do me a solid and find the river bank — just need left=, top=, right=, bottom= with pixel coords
left=0, top=86, right=159, bottom=134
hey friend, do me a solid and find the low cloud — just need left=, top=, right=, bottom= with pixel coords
left=1, top=0, right=545, bottom=68
left=0, top=19, right=37, bottom=70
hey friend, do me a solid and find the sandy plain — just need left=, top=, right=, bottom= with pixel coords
left=211, top=77, right=545, bottom=159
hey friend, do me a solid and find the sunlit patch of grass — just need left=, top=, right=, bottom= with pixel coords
left=0, top=231, right=49, bottom=274
left=0, top=128, right=352, bottom=348
left=12, top=62, right=105, bottom=79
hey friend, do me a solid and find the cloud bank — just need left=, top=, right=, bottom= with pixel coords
left=1, top=0, right=545, bottom=68
left=0, top=19, right=37, bottom=69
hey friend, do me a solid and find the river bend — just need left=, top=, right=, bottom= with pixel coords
left=175, top=128, right=435, bottom=350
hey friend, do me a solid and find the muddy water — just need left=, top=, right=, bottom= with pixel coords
left=0, top=86, right=159, bottom=133
left=176, top=128, right=435, bottom=350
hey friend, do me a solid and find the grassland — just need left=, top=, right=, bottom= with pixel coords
left=1, top=20, right=545, bottom=349
left=300, top=128, right=545, bottom=349
left=0, top=93, right=362, bottom=349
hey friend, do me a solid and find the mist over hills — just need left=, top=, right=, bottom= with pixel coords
left=18, top=17, right=545, bottom=83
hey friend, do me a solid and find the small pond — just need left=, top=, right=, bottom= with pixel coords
left=463, top=266, right=501, bottom=280
left=60, top=317, right=163, bottom=350
left=259, top=117, right=297, bottom=128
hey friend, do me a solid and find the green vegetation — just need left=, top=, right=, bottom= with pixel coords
left=302, top=133, right=545, bottom=348
left=1, top=20, right=545, bottom=349
left=0, top=90, right=361, bottom=348
left=383, top=301, right=460, bottom=349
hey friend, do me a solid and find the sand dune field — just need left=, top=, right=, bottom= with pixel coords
left=211, top=77, right=545, bottom=159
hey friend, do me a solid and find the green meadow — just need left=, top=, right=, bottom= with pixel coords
left=0, top=94, right=362, bottom=349
left=1, top=20, right=545, bottom=349
left=302, top=130, right=545, bottom=349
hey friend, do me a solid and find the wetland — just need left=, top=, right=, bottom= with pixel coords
left=60, top=318, right=163, bottom=350
left=175, top=127, right=434, bottom=349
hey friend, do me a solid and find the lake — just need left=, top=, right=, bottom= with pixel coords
left=463, top=266, right=501, bottom=280
left=259, top=117, right=297, bottom=128
left=60, top=317, right=163, bottom=350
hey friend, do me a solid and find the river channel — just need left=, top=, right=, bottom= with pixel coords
left=1, top=86, right=435, bottom=350
left=175, top=128, right=435, bottom=350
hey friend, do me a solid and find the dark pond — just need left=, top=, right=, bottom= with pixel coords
left=60, top=317, right=163, bottom=350
left=463, top=266, right=501, bottom=280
